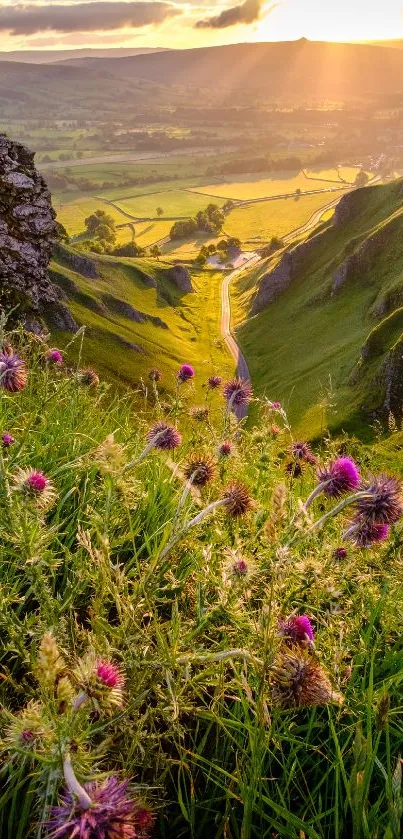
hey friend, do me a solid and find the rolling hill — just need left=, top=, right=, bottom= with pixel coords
left=48, top=245, right=235, bottom=397
left=232, top=178, right=403, bottom=438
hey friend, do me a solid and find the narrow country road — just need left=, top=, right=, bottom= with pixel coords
left=220, top=189, right=349, bottom=419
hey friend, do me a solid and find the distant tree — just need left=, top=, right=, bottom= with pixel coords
left=112, top=242, right=144, bottom=257
left=195, top=252, right=207, bottom=267
left=355, top=170, right=369, bottom=188
left=150, top=244, right=161, bottom=260
left=96, top=224, right=116, bottom=245
left=223, top=199, right=235, bottom=214
left=295, top=188, right=302, bottom=196
left=42, top=154, right=52, bottom=164
left=156, top=207, right=164, bottom=217
left=85, top=210, right=115, bottom=237
left=76, top=151, right=84, bottom=159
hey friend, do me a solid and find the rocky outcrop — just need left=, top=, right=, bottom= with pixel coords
left=251, top=236, right=318, bottom=314
left=166, top=264, right=193, bottom=293
left=54, top=243, right=98, bottom=279
left=0, top=134, right=58, bottom=313
left=102, top=293, right=168, bottom=329
left=332, top=213, right=403, bottom=296
left=382, top=336, right=403, bottom=416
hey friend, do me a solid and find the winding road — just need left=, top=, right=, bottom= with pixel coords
left=219, top=190, right=349, bottom=419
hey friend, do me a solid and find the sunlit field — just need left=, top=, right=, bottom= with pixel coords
left=224, top=190, right=347, bottom=247
left=115, top=220, right=173, bottom=247
left=113, top=189, right=224, bottom=219
left=54, top=196, right=129, bottom=236
left=191, top=171, right=342, bottom=200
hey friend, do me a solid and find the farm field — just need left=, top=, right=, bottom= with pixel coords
left=113, top=189, right=224, bottom=219
left=115, top=219, right=172, bottom=247
left=191, top=171, right=340, bottom=200
left=224, top=190, right=347, bottom=247
left=54, top=195, right=129, bottom=236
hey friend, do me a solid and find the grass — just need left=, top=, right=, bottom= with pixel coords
left=224, top=191, right=346, bottom=248
left=232, top=179, right=403, bottom=438
left=54, top=196, right=129, bottom=236
left=115, top=220, right=173, bottom=247
left=113, top=190, right=223, bottom=220
left=192, top=171, right=342, bottom=201
left=2, top=327, right=403, bottom=838
left=50, top=250, right=235, bottom=400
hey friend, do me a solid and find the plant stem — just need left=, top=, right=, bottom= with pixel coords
left=160, top=498, right=226, bottom=559
left=63, top=753, right=92, bottom=810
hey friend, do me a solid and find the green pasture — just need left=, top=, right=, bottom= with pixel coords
left=192, top=171, right=339, bottom=200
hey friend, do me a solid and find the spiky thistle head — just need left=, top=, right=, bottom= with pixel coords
left=346, top=518, right=391, bottom=548
left=178, top=363, right=195, bottom=382
left=146, top=422, right=182, bottom=451
left=12, top=468, right=56, bottom=509
left=286, top=461, right=303, bottom=478
left=46, top=348, right=64, bottom=365
left=218, top=440, right=233, bottom=457
left=45, top=776, right=153, bottom=839
left=223, top=377, right=252, bottom=407
left=356, top=474, right=403, bottom=526
left=208, top=375, right=222, bottom=389
left=222, top=482, right=253, bottom=517
left=290, top=441, right=316, bottom=464
left=318, top=456, right=361, bottom=498
left=223, top=547, right=257, bottom=582
left=4, top=701, right=49, bottom=754
left=79, top=368, right=100, bottom=388
left=184, top=453, right=216, bottom=486
left=270, top=651, right=343, bottom=708
left=2, top=432, right=15, bottom=447
left=0, top=350, right=27, bottom=392
left=334, top=547, right=348, bottom=560
left=280, top=615, right=315, bottom=648
left=74, top=654, right=125, bottom=710
left=148, top=367, right=162, bottom=382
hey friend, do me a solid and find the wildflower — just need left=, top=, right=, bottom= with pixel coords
left=222, top=482, right=253, bottom=517
left=270, top=651, right=343, bottom=708
left=0, top=350, right=27, bottom=392
left=12, top=467, right=56, bottom=509
left=269, top=401, right=282, bottom=411
left=218, top=440, right=233, bottom=457
left=280, top=615, right=315, bottom=647
left=224, top=547, right=257, bottom=582
left=178, top=363, right=195, bottom=382
left=318, top=456, right=361, bottom=499
left=189, top=405, right=209, bottom=421
left=270, top=424, right=281, bottom=436
left=2, top=432, right=15, bottom=447
left=356, top=474, right=403, bottom=525
left=345, top=519, right=391, bottom=548
left=334, top=547, right=348, bottom=560
left=148, top=367, right=162, bottom=382
left=36, top=633, right=65, bottom=691
left=46, top=773, right=153, bottom=839
left=74, top=654, right=124, bottom=710
left=46, top=348, right=63, bottom=365
left=146, top=422, right=182, bottom=451
left=290, top=441, right=316, bottom=464
left=184, top=454, right=216, bottom=487
left=208, top=375, right=222, bottom=389
left=4, top=702, right=47, bottom=753
left=79, top=368, right=100, bottom=387
left=223, top=377, right=252, bottom=407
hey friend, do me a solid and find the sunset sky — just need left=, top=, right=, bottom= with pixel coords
left=1, top=0, right=403, bottom=51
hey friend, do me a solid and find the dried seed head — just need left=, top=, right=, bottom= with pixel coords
left=270, top=651, right=343, bottom=708
left=357, top=474, right=403, bottom=526
left=0, top=351, right=27, bottom=392
left=147, top=422, right=182, bottom=451
left=184, top=453, right=216, bottom=486
left=222, top=482, right=253, bottom=517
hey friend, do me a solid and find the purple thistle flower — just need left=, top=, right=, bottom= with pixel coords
left=233, top=559, right=248, bottom=576
left=26, top=471, right=48, bottom=493
left=218, top=440, right=233, bottom=457
left=334, top=547, right=348, bottom=560
left=45, top=776, right=153, bottom=839
left=346, top=519, right=391, bottom=548
left=178, top=364, right=195, bottom=382
left=147, top=422, right=182, bottom=451
left=318, top=457, right=360, bottom=499
left=357, top=474, right=403, bottom=526
left=223, top=377, right=252, bottom=407
left=291, top=441, right=316, bottom=464
left=0, top=351, right=27, bottom=392
left=2, top=432, right=15, bottom=447
left=208, top=375, right=222, bottom=389
left=47, top=348, right=64, bottom=366
left=96, top=660, right=124, bottom=690
left=271, top=401, right=282, bottom=411
left=280, top=615, right=315, bottom=647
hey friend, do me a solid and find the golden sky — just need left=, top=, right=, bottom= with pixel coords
left=1, top=0, right=403, bottom=52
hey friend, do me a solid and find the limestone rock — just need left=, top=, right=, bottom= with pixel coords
left=166, top=264, right=193, bottom=293
left=0, top=134, right=58, bottom=313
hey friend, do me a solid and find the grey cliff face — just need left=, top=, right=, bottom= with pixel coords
left=0, top=134, right=59, bottom=313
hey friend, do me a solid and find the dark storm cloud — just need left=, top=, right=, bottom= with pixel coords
left=0, top=1, right=178, bottom=35
left=195, top=0, right=264, bottom=28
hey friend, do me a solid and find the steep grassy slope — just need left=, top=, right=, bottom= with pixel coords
left=49, top=246, right=234, bottom=397
left=232, top=179, right=403, bottom=438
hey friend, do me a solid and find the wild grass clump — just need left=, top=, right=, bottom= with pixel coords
left=2, top=322, right=403, bottom=837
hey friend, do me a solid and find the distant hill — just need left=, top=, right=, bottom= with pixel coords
left=0, top=47, right=167, bottom=64
left=233, top=178, right=403, bottom=438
